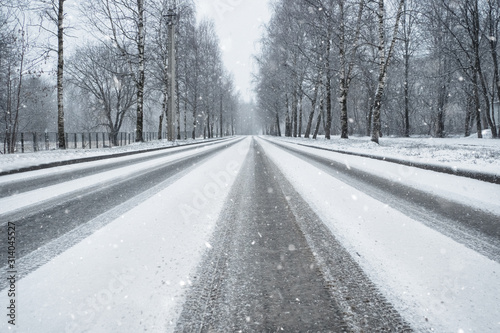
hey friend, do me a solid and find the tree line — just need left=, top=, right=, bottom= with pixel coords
left=1, top=0, right=240, bottom=153
left=255, top=0, right=500, bottom=142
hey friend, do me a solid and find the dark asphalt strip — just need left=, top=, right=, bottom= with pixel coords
left=0, top=139, right=241, bottom=288
left=175, top=139, right=411, bottom=332
left=265, top=138, right=500, bottom=263
left=0, top=136, right=233, bottom=177
left=256, top=139, right=413, bottom=332
left=0, top=137, right=237, bottom=198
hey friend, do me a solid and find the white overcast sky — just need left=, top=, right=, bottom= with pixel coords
left=64, top=0, right=271, bottom=102
left=194, top=0, right=272, bottom=102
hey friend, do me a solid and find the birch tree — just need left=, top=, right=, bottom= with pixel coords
left=37, top=0, right=66, bottom=148
left=337, top=0, right=365, bottom=139
left=371, top=0, right=405, bottom=144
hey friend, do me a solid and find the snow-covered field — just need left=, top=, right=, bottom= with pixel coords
left=276, top=130, right=500, bottom=175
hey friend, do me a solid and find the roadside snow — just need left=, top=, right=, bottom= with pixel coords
left=257, top=137, right=500, bottom=333
left=265, top=138, right=500, bottom=216
left=0, top=137, right=225, bottom=174
left=0, top=137, right=251, bottom=333
left=275, top=132, right=500, bottom=175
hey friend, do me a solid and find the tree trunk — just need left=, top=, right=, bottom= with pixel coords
left=192, top=94, right=197, bottom=139
left=339, top=0, right=348, bottom=139
left=304, top=81, right=320, bottom=139
left=57, top=0, right=66, bottom=149
left=403, top=0, right=410, bottom=137
left=435, top=56, right=450, bottom=138
left=336, top=0, right=364, bottom=139
left=135, top=0, right=145, bottom=142
left=325, top=37, right=332, bottom=140
left=479, top=64, right=497, bottom=138
left=313, top=112, right=322, bottom=140
left=366, top=104, right=373, bottom=137
left=158, top=114, right=163, bottom=140
left=298, top=96, right=303, bottom=137
left=313, top=96, right=324, bottom=140
left=231, top=114, right=235, bottom=136
left=184, top=98, right=187, bottom=140
left=207, top=113, right=211, bottom=138
left=371, top=0, right=405, bottom=144
left=469, top=0, right=482, bottom=138
left=285, top=95, right=291, bottom=137
left=339, top=83, right=348, bottom=139
left=276, top=111, right=281, bottom=137
left=111, top=130, right=119, bottom=146
left=292, top=88, right=298, bottom=137
left=220, top=93, right=223, bottom=138
left=177, top=83, right=181, bottom=140
left=304, top=106, right=315, bottom=138
left=465, top=85, right=473, bottom=137
left=472, top=64, right=483, bottom=138
left=487, top=2, right=499, bottom=136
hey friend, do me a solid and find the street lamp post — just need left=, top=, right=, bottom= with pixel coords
left=166, top=8, right=177, bottom=141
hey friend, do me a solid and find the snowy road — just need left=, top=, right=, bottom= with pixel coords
left=0, top=138, right=243, bottom=285
left=261, top=137, right=500, bottom=262
left=1, top=136, right=499, bottom=332
left=176, top=139, right=410, bottom=332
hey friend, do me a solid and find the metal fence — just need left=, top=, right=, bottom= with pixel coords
left=1, top=132, right=165, bottom=154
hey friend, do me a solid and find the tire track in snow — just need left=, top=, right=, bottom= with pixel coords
left=176, top=138, right=410, bottom=332
left=263, top=138, right=500, bottom=263
left=0, top=138, right=243, bottom=288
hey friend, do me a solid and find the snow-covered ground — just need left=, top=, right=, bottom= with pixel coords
left=257, top=136, right=500, bottom=333
left=1, top=134, right=499, bottom=332
left=0, top=137, right=226, bottom=174
left=1, top=137, right=251, bottom=333
left=275, top=130, right=500, bottom=176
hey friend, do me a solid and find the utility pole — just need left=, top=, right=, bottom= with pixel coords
left=166, top=7, right=177, bottom=141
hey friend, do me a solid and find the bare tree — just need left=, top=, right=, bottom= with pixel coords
left=82, top=0, right=147, bottom=142
left=37, top=0, right=66, bottom=148
left=1, top=5, right=47, bottom=153
left=371, top=0, right=405, bottom=144
left=67, top=43, right=136, bottom=145
left=337, top=0, right=365, bottom=139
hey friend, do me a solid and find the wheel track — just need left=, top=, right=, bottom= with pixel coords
left=259, top=140, right=413, bottom=332
left=176, top=139, right=413, bottom=332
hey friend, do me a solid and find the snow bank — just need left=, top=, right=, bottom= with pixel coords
left=1, top=137, right=251, bottom=333
left=274, top=134, right=500, bottom=176
left=257, top=137, right=500, bottom=333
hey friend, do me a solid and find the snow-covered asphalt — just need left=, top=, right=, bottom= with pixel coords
left=1, top=136, right=499, bottom=332
left=0, top=138, right=244, bottom=283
